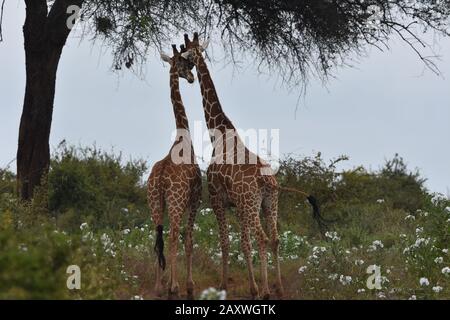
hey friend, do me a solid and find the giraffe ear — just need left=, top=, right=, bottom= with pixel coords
left=160, top=52, right=171, bottom=64
left=181, top=51, right=190, bottom=59
left=200, top=39, right=210, bottom=51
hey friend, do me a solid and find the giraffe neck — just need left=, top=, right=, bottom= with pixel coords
left=170, top=65, right=190, bottom=131
left=193, top=52, right=260, bottom=165
left=193, top=53, right=236, bottom=135
left=169, top=65, right=196, bottom=164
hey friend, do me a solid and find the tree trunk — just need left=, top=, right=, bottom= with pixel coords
left=17, top=0, right=82, bottom=200
left=17, top=47, right=62, bottom=200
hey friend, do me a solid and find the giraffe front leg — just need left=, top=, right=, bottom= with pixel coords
left=211, top=195, right=229, bottom=291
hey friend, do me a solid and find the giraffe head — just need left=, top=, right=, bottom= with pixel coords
left=161, top=44, right=195, bottom=83
left=181, top=32, right=209, bottom=63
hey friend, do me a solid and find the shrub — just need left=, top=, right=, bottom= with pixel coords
left=48, top=143, right=148, bottom=229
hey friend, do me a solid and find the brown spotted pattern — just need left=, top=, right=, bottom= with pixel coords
left=184, top=33, right=284, bottom=299
left=147, top=46, right=202, bottom=299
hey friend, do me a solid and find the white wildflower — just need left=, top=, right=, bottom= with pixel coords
left=123, top=229, right=131, bottom=235
left=339, top=275, right=352, bottom=286
left=414, top=237, right=430, bottom=248
left=325, top=231, right=341, bottom=242
left=357, top=288, right=366, bottom=293
left=200, top=208, right=213, bottom=216
left=82, top=231, right=93, bottom=242
left=80, top=222, right=88, bottom=231
left=312, top=246, right=327, bottom=253
left=328, top=273, right=339, bottom=281
left=419, top=277, right=430, bottom=286
left=432, top=286, right=443, bottom=293
left=298, top=266, right=308, bottom=274
left=376, top=199, right=385, bottom=204
left=368, top=240, right=384, bottom=252
left=408, top=295, right=417, bottom=300
left=434, top=257, right=444, bottom=264
left=101, top=233, right=111, bottom=245
left=354, top=259, right=365, bottom=266
left=405, top=215, right=415, bottom=221
left=441, top=267, right=450, bottom=275
left=199, top=287, right=227, bottom=300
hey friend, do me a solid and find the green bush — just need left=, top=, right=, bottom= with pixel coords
left=277, top=153, right=427, bottom=234
left=0, top=169, right=15, bottom=196
left=48, top=144, right=148, bottom=229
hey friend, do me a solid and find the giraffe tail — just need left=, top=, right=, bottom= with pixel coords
left=154, top=224, right=166, bottom=270
left=278, top=186, right=335, bottom=235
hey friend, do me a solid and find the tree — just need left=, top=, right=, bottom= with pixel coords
left=17, top=0, right=83, bottom=200
left=0, top=0, right=449, bottom=200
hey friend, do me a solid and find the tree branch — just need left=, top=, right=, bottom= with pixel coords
left=0, top=0, right=5, bottom=42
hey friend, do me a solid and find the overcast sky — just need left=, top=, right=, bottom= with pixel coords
left=1, top=3, right=449, bottom=195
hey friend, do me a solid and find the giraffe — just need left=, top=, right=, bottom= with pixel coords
left=181, top=33, right=326, bottom=299
left=147, top=44, right=202, bottom=299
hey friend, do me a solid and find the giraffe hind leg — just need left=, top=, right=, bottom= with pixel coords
left=166, top=190, right=189, bottom=299
left=250, top=210, right=270, bottom=300
left=263, top=192, right=284, bottom=298
left=211, top=194, right=230, bottom=291
left=149, top=190, right=165, bottom=297
left=185, top=195, right=200, bottom=299
left=237, top=206, right=260, bottom=299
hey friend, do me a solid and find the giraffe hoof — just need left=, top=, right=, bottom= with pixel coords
left=168, top=287, right=180, bottom=300
left=155, top=285, right=165, bottom=298
left=250, top=287, right=259, bottom=300
left=219, top=283, right=228, bottom=291
left=187, top=288, right=194, bottom=300
left=262, top=292, right=271, bottom=300
left=168, top=292, right=179, bottom=300
left=275, top=286, right=284, bottom=299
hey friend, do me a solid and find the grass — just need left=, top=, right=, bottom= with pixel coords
left=0, top=145, right=449, bottom=300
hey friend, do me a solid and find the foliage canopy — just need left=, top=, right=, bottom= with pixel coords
left=94, top=1, right=450, bottom=82
left=4, top=0, right=445, bottom=85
